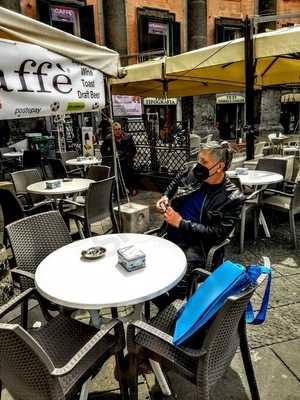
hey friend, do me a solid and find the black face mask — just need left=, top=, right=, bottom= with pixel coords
left=193, top=161, right=219, bottom=182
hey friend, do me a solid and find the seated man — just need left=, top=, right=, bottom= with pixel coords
left=155, top=141, right=244, bottom=308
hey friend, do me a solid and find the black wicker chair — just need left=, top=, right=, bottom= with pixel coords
left=127, top=268, right=261, bottom=400
left=60, top=176, right=119, bottom=238
left=0, top=189, right=52, bottom=248
left=0, top=288, right=128, bottom=400
left=87, top=165, right=111, bottom=181
left=5, top=211, right=73, bottom=326
left=10, top=168, right=53, bottom=210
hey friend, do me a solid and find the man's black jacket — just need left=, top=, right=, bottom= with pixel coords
left=163, top=165, right=245, bottom=269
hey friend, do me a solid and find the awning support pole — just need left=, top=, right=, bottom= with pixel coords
left=106, top=77, right=122, bottom=231
left=244, top=15, right=255, bottom=160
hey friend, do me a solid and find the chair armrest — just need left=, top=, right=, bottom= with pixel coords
left=50, top=319, right=124, bottom=376
left=263, top=189, right=294, bottom=198
left=10, top=268, right=35, bottom=282
left=206, top=238, right=231, bottom=271
left=67, top=167, right=83, bottom=175
left=144, top=223, right=167, bottom=237
left=283, top=179, right=296, bottom=187
left=16, top=191, right=28, bottom=198
left=127, top=320, right=206, bottom=360
left=0, top=288, right=36, bottom=318
left=59, top=198, right=85, bottom=207
left=246, top=187, right=265, bottom=201
left=187, top=268, right=212, bottom=298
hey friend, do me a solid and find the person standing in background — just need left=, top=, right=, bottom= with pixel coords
left=101, top=122, right=137, bottom=196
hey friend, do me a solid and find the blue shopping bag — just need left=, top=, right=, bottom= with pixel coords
left=245, top=265, right=272, bottom=325
left=173, top=261, right=271, bottom=346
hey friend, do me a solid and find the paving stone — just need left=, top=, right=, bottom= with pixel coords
left=256, top=276, right=300, bottom=308
left=271, top=339, right=300, bottom=380
left=278, top=304, right=300, bottom=336
left=164, top=347, right=300, bottom=400
left=226, top=248, right=258, bottom=265
left=270, top=255, right=300, bottom=277
left=289, top=273, right=300, bottom=289
left=247, top=306, right=299, bottom=348
left=215, top=347, right=300, bottom=400
left=89, top=357, right=120, bottom=393
left=246, top=238, right=300, bottom=258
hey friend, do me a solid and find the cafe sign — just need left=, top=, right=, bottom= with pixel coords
left=0, top=39, right=105, bottom=120
left=143, top=97, right=177, bottom=106
left=216, top=94, right=245, bottom=104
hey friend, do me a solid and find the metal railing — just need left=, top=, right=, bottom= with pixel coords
left=125, top=119, right=190, bottom=175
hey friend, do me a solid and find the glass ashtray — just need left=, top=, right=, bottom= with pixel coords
left=81, top=246, right=106, bottom=260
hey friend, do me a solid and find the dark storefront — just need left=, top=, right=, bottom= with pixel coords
left=280, top=93, right=300, bottom=135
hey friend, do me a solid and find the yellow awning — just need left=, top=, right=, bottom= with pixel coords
left=111, top=26, right=300, bottom=96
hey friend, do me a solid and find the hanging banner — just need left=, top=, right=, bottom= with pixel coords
left=0, top=39, right=105, bottom=120
left=112, top=95, right=142, bottom=116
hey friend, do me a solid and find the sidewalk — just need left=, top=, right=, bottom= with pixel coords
left=1, top=189, right=300, bottom=399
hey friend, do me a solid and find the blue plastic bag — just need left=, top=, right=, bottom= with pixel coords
left=173, top=261, right=271, bottom=346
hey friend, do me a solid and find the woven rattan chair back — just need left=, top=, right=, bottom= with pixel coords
left=0, top=324, right=63, bottom=400
left=11, top=168, right=44, bottom=205
left=84, top=177, right=118, bottom=235
left=87, top=165, right=111, bottom=181
left=130, top=286, right=256, bottom=400
left=47, top=158, right=67, bottom=179
left=6, top=211, right=72, bottom=290
left=60, top=151, right=79, bottom=165
left=256, top=157, right=286, bottom=175
left=198, top=287, right=255, bottom=391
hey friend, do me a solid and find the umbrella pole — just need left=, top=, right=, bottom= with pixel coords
left=244, top=15, right=255, bottom=160
left=106, top=77, right=122, bottom=231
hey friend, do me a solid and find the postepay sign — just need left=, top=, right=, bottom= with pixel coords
left=0, top=40, right=105, bottom=120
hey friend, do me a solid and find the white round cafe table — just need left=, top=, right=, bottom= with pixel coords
left=226, top=170, right=283, bottom=186
left=35, top=233, right=187, bottom=310
left=227, top=170, right=283, bottom=238
left=27, top=178, right=94, bottom=196
left=66, top=158, right=101, bottom=167
left=2, top=152, right=23, bottom=158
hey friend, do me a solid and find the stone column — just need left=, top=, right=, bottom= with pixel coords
left=102, top=0, right=128, bottom=61
left=188, top=0, right=207, bottom=50
left=186, top=0, right=218, bottom=137
left=259, top=88, right=284, bottom=136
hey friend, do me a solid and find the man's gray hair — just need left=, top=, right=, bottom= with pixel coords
left=200, top=141, right=233, bottom=171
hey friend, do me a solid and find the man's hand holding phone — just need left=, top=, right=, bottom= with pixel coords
left=156, top=195, right=169, bottom=213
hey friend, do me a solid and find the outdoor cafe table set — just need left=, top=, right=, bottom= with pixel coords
left=35, top=233, right=187, bottom=396
left=30, top=169, right=277, bottom=396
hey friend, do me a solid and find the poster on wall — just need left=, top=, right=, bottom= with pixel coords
left=0, top=39, right=105, bottom=120
left=82, top=126, right=94, bottom=157
left=112, top=95, right=142, bottom=116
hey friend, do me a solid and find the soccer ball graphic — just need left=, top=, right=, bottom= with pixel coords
left=50, top=101, right=60, bottom=112
left=92, top=102, right=99, bottom=110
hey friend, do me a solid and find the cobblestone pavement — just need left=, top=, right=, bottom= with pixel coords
left=1, top=190, right=300, bottom=400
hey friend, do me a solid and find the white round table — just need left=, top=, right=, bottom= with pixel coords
left=66, top=158, right=101, bottom=167
left=226, top=170, right=283, bottom=186
left=227, top=170, right=283, bottom=238
left=2, top=152, right=23, bottom=159
left=27, top=178, right=94, bottom=196
left=35, top=233, right=187, bottom=309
